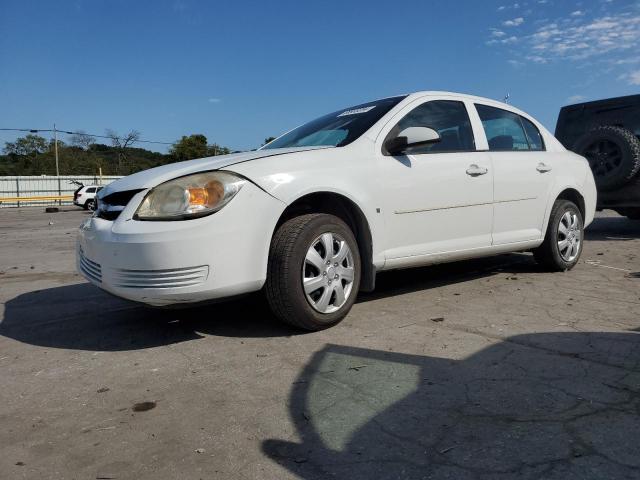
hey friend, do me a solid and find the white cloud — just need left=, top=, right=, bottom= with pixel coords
left=528, top=13, right=640, bottom=61
left=567, top=95, right=586, bottom=103
left=486, top=35, right=518, bottom=45
left=526, top=55, right=548, bottom=64
left=503, top=17, right=525, bottom=27
left=208, top=98, right=221, bottom=103
left=614, top=57, right=640, bottom=65
left=498, top=2, right=521, bottom=11
left=620, top=70, right=640, bottom=85
left=486, top=1, right=640, bottom=85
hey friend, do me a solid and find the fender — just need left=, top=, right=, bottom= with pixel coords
left=540, top=155, right=596, bottom=236
left=229, top=148, right=387, bottom=269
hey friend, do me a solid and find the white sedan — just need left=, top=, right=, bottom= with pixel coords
left=78, top=91, right=596, bottom=330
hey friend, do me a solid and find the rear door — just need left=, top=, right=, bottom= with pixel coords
left=474, top=104, right=554, bottom=244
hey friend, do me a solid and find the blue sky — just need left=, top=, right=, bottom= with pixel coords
left=1, top=0, right=639, bottom=152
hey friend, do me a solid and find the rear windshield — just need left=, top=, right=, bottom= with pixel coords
left=262, top=96, right=407, bottom=149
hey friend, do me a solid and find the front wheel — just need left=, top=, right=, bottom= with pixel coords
left=533, top=199, right=584, bottom=271
left=266, top=213, right=361, bottom=331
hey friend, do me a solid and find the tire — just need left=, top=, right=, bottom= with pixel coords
left=574, top=126, right=640, bottom=191
left=266, top=213, right=361, bottom=331
left=85, top=199, right=95, bottom=210
left=615, top=208, right=640, bottom=220
left=534, top=200, right=584, bottom=271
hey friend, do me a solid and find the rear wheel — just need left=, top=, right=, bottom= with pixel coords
left=533, top=200, right=584, bottom=271
left=574, top=126, right=640, bottom=191
left=266, top=213, right=361, bottom=331
left=85, top=199, right=95, bottom=210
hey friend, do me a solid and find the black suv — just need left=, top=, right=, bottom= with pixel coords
left=555, top=94, right=640, bottom=219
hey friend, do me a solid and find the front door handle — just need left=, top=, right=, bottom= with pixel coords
left=536, top=162, right=552, bottom=173
left=466, top=164, right=488, bottom=176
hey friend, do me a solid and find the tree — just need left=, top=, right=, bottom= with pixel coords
left=170, top=134, right=209, bottom=161
left=106, top=129, right=140, bottom=174
left=263, top=136, right=276, bottom=146
left=47, top=138, right=66, bottom=151
left=3, top=134, right=48, bottom=156
left=0, top=132, right=232, bottom=176
left=69, top=131, right=96, bottom=150
left=206, top=143, right=231, bottom=156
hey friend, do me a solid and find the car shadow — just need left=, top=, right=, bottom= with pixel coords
left=262, top=335, right=640, bottom=479
left=0, top=283, right=294, bottom=351
left=359, top=252, right=539, bottom=303
left=585, top=214, right=640, bottom=241
left=0, top=253, right=539, bottom=352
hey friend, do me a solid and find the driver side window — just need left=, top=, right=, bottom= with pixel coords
left=391, top=100, right=476, bottom=154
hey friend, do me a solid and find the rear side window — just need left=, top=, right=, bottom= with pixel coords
left=390, top=100, right=475, bottom=154
left=86, top=187, right=96, bottom=193
left=521, top=117, right=545, bottom=151
left=476, top=104, right=531, bottom=151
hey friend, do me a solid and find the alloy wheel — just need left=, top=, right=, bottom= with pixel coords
left=302, top=232, right=355, bottom=313
left=557, top=210, right=581, bottom=262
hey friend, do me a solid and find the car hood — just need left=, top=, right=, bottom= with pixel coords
left=98, top=146, right=330, bottom=196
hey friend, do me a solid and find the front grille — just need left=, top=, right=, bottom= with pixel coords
left=95, top=204, right=124, bottom=221
left=112, top=265, right=209, bottom=289
left=96, top=189, right=144, bottom=221
left=79, top=248, right=102, bottom=283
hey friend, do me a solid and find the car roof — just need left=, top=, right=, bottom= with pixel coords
left=406, top=90, right=524, bottom=110
left=392, top=91, right=539, bottom=124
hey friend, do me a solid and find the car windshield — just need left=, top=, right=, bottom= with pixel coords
left=261, top=96, right=407, bottom=149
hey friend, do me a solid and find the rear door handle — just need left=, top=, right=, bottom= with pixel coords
left=536, top=162, right=552, bottom=173
left=466, top=164, right=488, bottom=176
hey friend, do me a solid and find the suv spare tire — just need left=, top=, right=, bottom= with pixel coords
left=574, top=125, right=640, bottom=191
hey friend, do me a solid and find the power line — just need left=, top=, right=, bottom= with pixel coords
left=0, top=127, right=176, bottom=145
left=0, top=127, right=241, bottom=153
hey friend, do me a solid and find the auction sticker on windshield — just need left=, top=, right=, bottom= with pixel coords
left=337, top=106, right=376, bottom=117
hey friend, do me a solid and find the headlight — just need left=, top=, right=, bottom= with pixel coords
left=134, top=171, right=246, bottom=220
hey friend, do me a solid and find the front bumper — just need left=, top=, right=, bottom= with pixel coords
left=76, top=182, right=286, bottom=306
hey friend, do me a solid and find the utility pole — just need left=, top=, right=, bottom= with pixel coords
left=54, top=123, right=61, bottom=204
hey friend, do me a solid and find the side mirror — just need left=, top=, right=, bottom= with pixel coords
left=385, top=127, right=441, bottom=155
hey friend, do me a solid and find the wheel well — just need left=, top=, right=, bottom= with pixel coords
left=557, top=188, right=585, bottom=219
left=275, top=192, right=376, bottom=292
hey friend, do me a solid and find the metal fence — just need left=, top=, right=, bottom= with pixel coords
left=0, top=175, right=122, bottom=207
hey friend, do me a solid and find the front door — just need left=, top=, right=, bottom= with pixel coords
left=377, top=99, right=494, bottom=260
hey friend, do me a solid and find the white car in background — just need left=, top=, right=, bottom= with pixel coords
left=73, top=185, right=103, bottom=210
left=78, top=91, right=596, bottom=330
